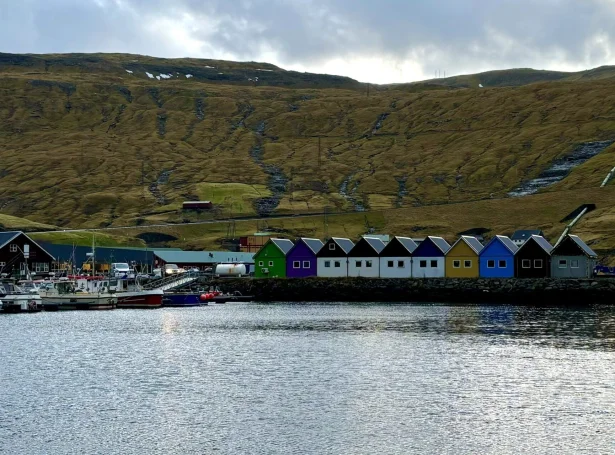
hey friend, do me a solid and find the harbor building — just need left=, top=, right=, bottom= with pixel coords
left=254, top=239, right=294, bottom=278
left=514, top=235, right=553, bottom=278
left=379, top=237, right=418, bottom=278
left=550, top=235, right=598, bottom=278
left=445, top=236, right=484, bottom=278
left=479, top=236, right=518, bottom=278
left=316, top=237, right=355, bottom=278
left=347, top=237, right=386, bottom=278
left=0, top=231, right=55, bottom=278
left=411, top=236, right=451, bottom=278
left=286, top=238, right=324, bottom=278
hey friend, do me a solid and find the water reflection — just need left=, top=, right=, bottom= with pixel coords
left=1, top=304, right=614, bottom=455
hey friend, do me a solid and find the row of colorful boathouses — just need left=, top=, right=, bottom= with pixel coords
left=253, top=234, right=598, bottom=279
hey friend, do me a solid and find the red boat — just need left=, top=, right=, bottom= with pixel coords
left=114, top=279, right=164, bottom=309
left=116, top=289, right=164, bottom=309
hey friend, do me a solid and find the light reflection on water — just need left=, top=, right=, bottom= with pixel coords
left=1, top=303, right=615, bottom=455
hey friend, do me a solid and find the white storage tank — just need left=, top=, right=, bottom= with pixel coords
left=215, top=263, right=247, bottom=277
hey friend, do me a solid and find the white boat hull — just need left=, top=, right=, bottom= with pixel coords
left=41, top=294, right=117, bottom=311
left=1, top=294, right=43, bottom=313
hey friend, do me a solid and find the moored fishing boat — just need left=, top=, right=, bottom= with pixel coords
left=40, top=280, right=117, bottom=311
left=0, top=280, right=42, bottom=313
left=162, top=292, right=202, bottom=307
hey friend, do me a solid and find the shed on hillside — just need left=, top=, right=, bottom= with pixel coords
left=478, top=235, right=518, bottom=278
left=445, top=236, right=484, bottom=278
left=316, top=237, right=355, bottom=278
left=286, top=238, right=324, bottom=278
left=379, top=237, right=418, bottom=278
left=515, top=235, right=553, bottom=278
left=411, top=236, right=451, bottom=278
left=254, top=239, right=294, bottom=278
left=347, top=237, right=386, bottom=278
left=551, top=235, right=597, bottom=278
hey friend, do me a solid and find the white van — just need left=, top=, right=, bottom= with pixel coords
left=111, top=263, right=131, bottom=277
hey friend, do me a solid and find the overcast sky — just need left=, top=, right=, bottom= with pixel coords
left=2, top=0, right=615, bottom=83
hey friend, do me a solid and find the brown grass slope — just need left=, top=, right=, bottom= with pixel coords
left=0, top=53, right=615, bottom=233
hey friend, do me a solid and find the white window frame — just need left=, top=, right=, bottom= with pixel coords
left=293, top=261, right=301, bottom=269
left=302, top=261, right=310, bottom=269
left=355, top=260, right=362, bottom=268
left=487, top=260, right=495, bottom=269
left=420, top=260, right=427, bottom=268
left=259, top=261, right=264, bottom=267
left=324, top=261, right=331, bottom=268
left=334, top=261, right=341, bottom=268
left=10, top=244, right=17, bottom=253
left=571, top=260, right=579, bottom=269
left=431, top=260, right=438, bottom=268
left=397, top=261, right=404, bottom=268
left=464, top=260, right=472, bottom=268
left=453, top=260, right=461, bottom=268
left=534, top=259, right=543, bottom=268
left=498, top=260, right=506, bottom=268
left=558, top=259, right=567, bottom=269
left=329, top=243, right=336, bottom=251
left=387, top=260, right=394, bottom=268
left=268, top=261, right=274, bottom=267
left=366, top=260, right=373, bottom=268
left=522, top=259, right=531, bottom=269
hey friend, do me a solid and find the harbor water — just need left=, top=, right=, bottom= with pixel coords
left=1, top=303, right=615, bottom=454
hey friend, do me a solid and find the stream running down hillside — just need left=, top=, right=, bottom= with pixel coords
left=508, top=140, right=614, bottom=197
left=250, top=122, right=289, bottom=216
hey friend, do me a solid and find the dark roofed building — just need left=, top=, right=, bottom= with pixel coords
left=379, top=236, right=418, bottom=278
left=347, top=236, right=386, bottom=277
left=551, top=234, right=598, bottom=278
left=0, top=232, right=55, bottom=278
left=515, top=235, right=553, bottom=278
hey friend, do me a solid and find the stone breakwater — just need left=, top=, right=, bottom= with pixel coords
left=214, top=278, right=615, bottom=304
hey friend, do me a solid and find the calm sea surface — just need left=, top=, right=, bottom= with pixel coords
left=1, top=303, right=615, bottom=455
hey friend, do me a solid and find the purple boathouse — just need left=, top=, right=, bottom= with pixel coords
left=286, top=238, right=324, bottom=278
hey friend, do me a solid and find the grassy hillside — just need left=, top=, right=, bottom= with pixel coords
left=1, top=53, right=615, bottom=236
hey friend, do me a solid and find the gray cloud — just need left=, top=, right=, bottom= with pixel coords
left=1, top=0, right=615, bottom=82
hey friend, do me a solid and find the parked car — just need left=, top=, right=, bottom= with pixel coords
left=164, top=264, right=185, bottom=275
left=111, top=263, right=133, bottom=278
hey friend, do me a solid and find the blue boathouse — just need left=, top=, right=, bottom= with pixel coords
left=479, top=235, right=518, bottom=278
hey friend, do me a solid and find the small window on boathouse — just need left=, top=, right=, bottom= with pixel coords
left=522, top=259, right=531, bottom=269
left=398, top=261, right=404, bottom=268
left=366, top=261, right=372, bottom=268
left=259, top=261, right=264, bottom=266
left=269, top=261, right=274, bottom=267
left=571, top=260, right=579, bottom=268
left=324, top=261, right=331, bottom=268
left=355, top=261, right=362, bottom=268
left=559, top=259, right=567, bottom=268
left=487, top=260, right=495, bottom=268
left=388, top=260, right=394, bottom=268
left=431, top=260, right=438, bottom=268
left=293, top=261, right=300, bottom=269
left=329, top=243, right=336, bottom=251
left=464, top=260, right=472, bottom=268
left=334, top=261, right=341, bottom=268
left=9, top=244, right=17, bottom=253
left=303, top=261, right=310, bottom=268
left=420, top=260, right=427, bottom=268
left=534, top=259, right=543, bottom=268
left=453, top=260, right=461, bottom=268
left=498, top=260, right=506, bottom=268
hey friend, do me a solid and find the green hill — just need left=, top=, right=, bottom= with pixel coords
left=1, top=52, right=615, bottom=240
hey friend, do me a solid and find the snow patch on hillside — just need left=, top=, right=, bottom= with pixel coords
left=125, top=69, right=133, bottom=74
left=257, top=69, right=274, bottom=72
left=159, top=73, right=172, bottom=79
left=145, top=72, right=154, bottom=79
left=186, top=74, right=193, bottom=78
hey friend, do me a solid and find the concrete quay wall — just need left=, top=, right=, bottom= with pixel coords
left=214, top=277, right=615, bottom=305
